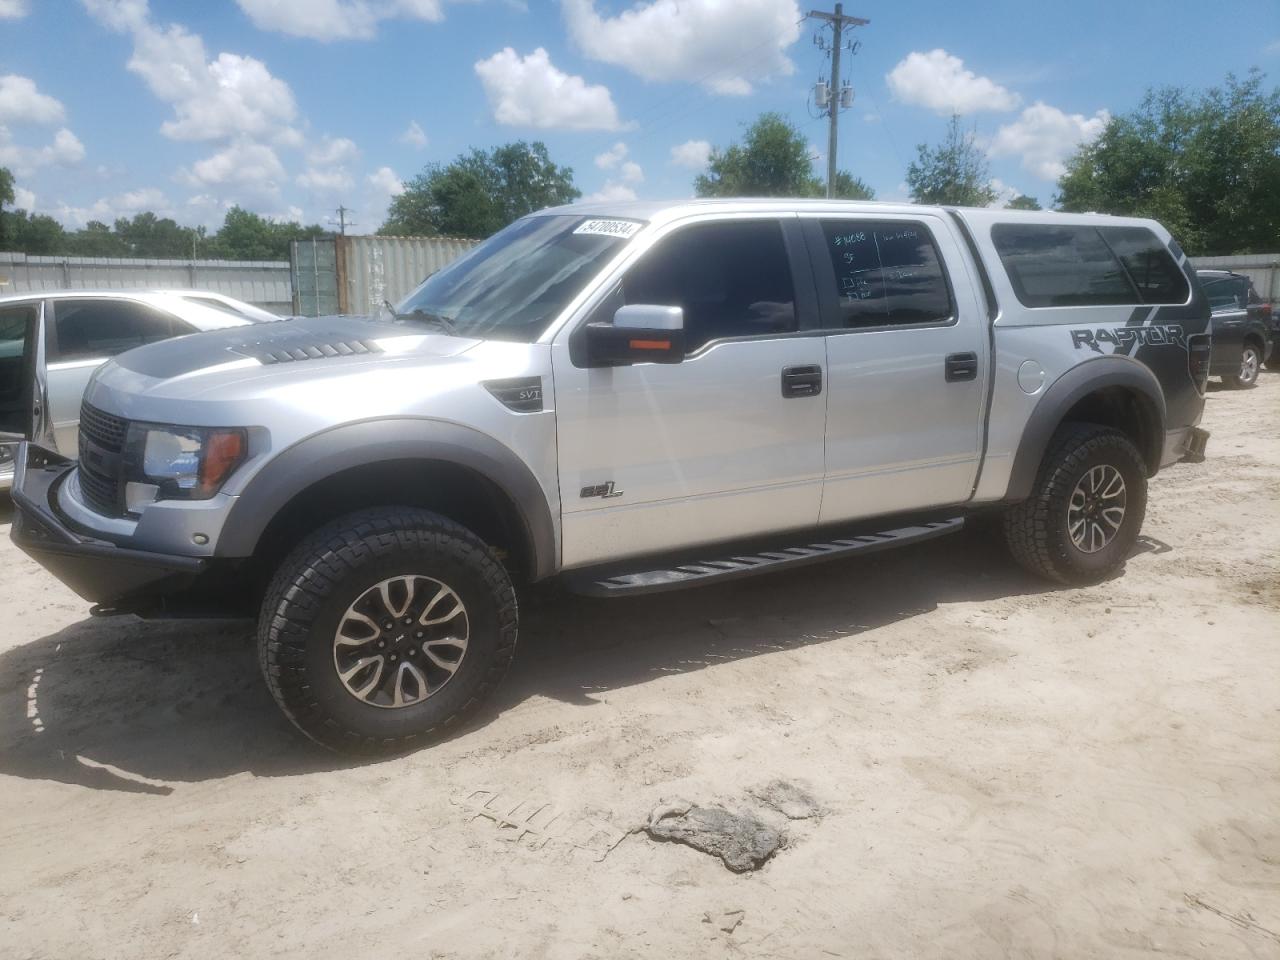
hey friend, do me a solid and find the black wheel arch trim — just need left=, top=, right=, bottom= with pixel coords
left=216, top=418, right=557, bottom=580
left=1004, top=356, right=1166, bottom=503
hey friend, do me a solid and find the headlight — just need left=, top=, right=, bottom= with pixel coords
left=123, top=423, right=247, bottom=503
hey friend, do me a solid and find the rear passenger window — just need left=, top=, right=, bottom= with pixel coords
left=992, top=224, right=1137, bottom=308
left=53, top=300, right=191, bottom=362
left=1200, top=276, right=1248, bottom=312
left=622, top=220, right=796, bottom=353
left=818, top=220, right=953, bottom=327
left=1098, top=226, right=1189, bottom=304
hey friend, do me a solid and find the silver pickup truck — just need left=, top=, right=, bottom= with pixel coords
left=9, top=200, right=1211, bottom=752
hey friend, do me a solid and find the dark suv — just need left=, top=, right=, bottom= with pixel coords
left=1196, top=270, right=1275, bottom=387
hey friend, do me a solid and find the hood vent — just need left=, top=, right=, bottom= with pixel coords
left=234, top=338, right=384, bottom=365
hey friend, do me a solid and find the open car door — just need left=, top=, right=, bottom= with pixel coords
left=0, top=300, right=52, bottom=473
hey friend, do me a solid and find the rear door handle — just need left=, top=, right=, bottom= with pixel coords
left=945, top=352, right=978, bottom=382
left=781, top=364, right=822, bottom=398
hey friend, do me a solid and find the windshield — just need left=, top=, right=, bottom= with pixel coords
left=394, top=214, right=642, bottom=342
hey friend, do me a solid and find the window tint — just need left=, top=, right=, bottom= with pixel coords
left=992, top=224, right=1138, bottom=308
left=1099, top=226, right=1189, bottom=304
left=818, top=220, right=952, bottom=327
left=0, top=305, right=35, bottom=435
left=1199, top=275, right=1248, bottom=312
left=621, top=220, right=796, bottom=353
left=53, top=300, right=187, bottom=362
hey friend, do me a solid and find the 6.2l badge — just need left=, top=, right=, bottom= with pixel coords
left=580, top=481, right=624, bottom=499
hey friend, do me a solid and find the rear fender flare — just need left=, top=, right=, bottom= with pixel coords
left=1005, top=357, right=1166, bottom=502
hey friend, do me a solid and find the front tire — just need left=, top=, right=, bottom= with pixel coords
left=259, top=507, right=517, bottom=753
left=1226, top=343, right=1261, bottom=388
left=1002, top=424, right=1147, bottom=585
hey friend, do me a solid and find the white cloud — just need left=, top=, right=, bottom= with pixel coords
left=595, top=141, right=627, bottom=170
left=0, top=126, right=85, bottom=176
left=0, top=0, right=29, bottom=17
left=181, top=140, right=286, bottom=188
left=234, top=0, right=449, bottom=41
left=53, top=187, right=172, bottom=227
left=989, top=101, right=1110, bottom=181
left=886, top=49, right=1020, bottom=115
left=368, top=166, right=404, bottom=197
left=1265, top=39, right=1280, bottom=55
left=0, top=75, right=67, bottom=125
left=594, top=142, right=644, bottom=183
left=13, top=185, right=35, bottom=210
left=583, top=182, right=638, bottom=203
left=669, top=138, right=711, bottom=170
left=82, top=0, right=301, bottom=144
left=400, top=120, right=428, bottom=148
left=307, top=136, right=360, bottom=167
left=296, top=167, right=353, bottom=193
left=474, top=47, right=624, bottom=131
left=987, top=178, right=1020, bottom=207
left=564, top=0, right=800, bottom=95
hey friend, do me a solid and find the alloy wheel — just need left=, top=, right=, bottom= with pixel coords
left=1067, top=464, right=1127, bottom=554
left=333, top=575, right=469, bottom=708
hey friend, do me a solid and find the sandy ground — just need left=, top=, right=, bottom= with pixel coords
left=1, top=375, right=1277, bottom=960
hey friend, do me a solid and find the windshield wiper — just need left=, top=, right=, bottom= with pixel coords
left=394, top=306, right=461, bottom=337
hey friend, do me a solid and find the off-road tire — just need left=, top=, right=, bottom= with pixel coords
left=1226, top=343, right=1261, bottom=388
left=1002, top=424, right=1147, bottom=586
left=259, top=507, right=517, bottom=753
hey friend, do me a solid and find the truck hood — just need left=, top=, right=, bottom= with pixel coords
left=111, top=314, right=472, bottom=381
left=82, top=315, right=546, bottom=432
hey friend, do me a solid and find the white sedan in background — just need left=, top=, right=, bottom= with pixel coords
left=1, top=290, right=279, bottom=490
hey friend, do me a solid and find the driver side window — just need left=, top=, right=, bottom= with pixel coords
left=621, top=219, right=796, bottom=354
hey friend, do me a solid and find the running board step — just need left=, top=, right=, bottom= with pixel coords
left=566, top=518, right=965, bottom=597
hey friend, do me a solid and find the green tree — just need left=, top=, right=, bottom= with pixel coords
left=831, top=170, right=876, bottom=200
left=1057, top=71, right=1280, bottom=255
left=112, top=212, right=198, bottom=258
left=381, top=141, right=580, bottom=239
left=0, top=166, right=14, bottom=248
left=905, top=115, right=997, bottom=207
left=4, top=210, right=67, bottom=254
left=207, top=206, right=328, bottom=261
left=694, top=113, right=874, bottom=200
left=65, top=220, right=129, bottom=257
left=1006, top=194, right=1042, bottom=210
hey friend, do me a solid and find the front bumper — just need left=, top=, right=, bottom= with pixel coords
left=9, top=442, right=206, bottom=607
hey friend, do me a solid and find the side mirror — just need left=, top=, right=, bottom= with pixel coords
left=584, top=304, right=685, bottom=366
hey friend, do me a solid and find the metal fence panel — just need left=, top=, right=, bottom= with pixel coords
left=0, top=251, right=293, bottom=313
left=1190, top=254, right=1280, bottom=303
left=290, top=238, right=339, bottom=317
left=340, top=236, right=476, bottom=316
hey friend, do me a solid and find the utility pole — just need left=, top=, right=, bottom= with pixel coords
left=808, top=4, right=869, bottom=198
left=334, top=205, right=353, bottom=236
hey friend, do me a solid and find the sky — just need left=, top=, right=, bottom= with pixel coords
left=1, top=0, right=1278, bottom=234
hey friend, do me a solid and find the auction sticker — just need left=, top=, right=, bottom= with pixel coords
left=573, top=219, right=644, bottom=239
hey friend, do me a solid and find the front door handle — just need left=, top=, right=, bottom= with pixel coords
left=781, top=364, right=822, bottom=398
left=945, top=352, right=978, bottom=382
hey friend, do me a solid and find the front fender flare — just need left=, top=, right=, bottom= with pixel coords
left=1004, top=356, right=1166, bottom=503
left=216, top=418, right=558, bottom=580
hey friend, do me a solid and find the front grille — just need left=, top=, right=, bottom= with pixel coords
left=77, top=401, right=129, bottom=516
left=79, top=401, right=128, bottom=452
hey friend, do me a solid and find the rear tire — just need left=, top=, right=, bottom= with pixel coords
left=1002, top=424, right=1147, bottom=585
left=1226, top=343, right=1261, bottom=388
left=259, top=507, right=517, bottom=753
